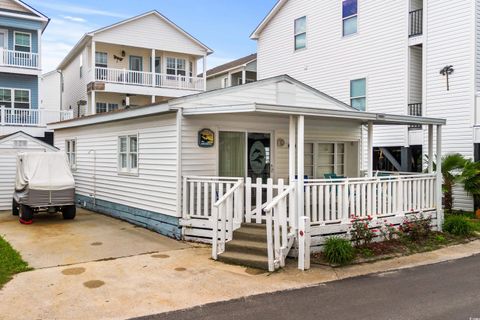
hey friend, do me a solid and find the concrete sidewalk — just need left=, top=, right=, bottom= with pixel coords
left=1, top=239, right=480, bottom=320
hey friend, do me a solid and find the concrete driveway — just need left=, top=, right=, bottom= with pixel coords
left=0, top=208, right=189, bottom=268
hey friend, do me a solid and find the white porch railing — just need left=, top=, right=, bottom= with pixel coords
left=0, top=107, right=73, bottom=126
left=263, top=183, right=296, bottom=271
left=95, top=67, right=205, bottom=91
left=304, top=174, right=437, bottom=225
left=0, top=49, right=39, bottom=69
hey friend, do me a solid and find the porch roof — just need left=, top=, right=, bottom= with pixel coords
left=181, top=103, right=447, bottom=126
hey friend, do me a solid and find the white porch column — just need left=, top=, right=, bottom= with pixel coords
left=227, top=72, right=232, bottom=87
left=428, top=124, right=434, bottom=173
left=151, top=96, right=155, bottom=104
left=37, top=29, right=41, bottom=70
left=367, top=121, right=373, bottom=177
left=202, top=54, right=207, bottom=91
left=91, top=41, right=96, bottom=82
left=125, top=95, right=130, bottom=107
left=297, top=116, right=305, bottom=219
left=289, top=115, right=297, bottom=183
left=242, top=69, right=247, bottom=85
left=90, top=91, right=96, bottom=115
left=151, top=49, right=155, bottom=88
left=436, top=125, right=443, bottom=231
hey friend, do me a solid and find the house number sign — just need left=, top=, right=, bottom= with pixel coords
left=198, top=129, right=215, bottom=148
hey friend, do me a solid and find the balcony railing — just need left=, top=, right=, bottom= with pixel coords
left=0, top=107, right=73, bottom=126
left=0, top=49, right=39, bottom=69
left=408, top=103, right=422, bottom=129
left=409, top=9, right=423, bottom=37
left=95, top=67, right=205, bottom=91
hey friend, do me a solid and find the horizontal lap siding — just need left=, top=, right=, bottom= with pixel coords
left=181, top=114, right=361, bottom=180
left=425, top=0, right=475, bottom=211
left=54, top=114, right=179, bottom=217
left=257, top=0, right=408, bottom=147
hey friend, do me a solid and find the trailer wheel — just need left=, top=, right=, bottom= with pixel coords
left=62, top=205, right=76, bottom=220
left=12, top=199, right=19, bottom=216
left=20, top=205, right=33, bottom=223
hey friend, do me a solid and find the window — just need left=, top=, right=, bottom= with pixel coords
left=66, top=139, right=76, bottom=169
left=108, top=103, right=119, bottom=112
left=189, top=61, right=193, bottom=78
left=79, top=55, right=83, bottom=78
left=95, top=52, right=108, bottom=68
left=294, top=16, right=307, bottom=50
left=14, top=89, right=30, bottom=109
left=0, top=88, right=12, bottom=108
left=166, top=57, right=186, bottom=77
left=14, top=32, right=31, bottom=52
left=350, top=78, right=366, bottom=111
left=96, top=102, right=107, bottom=113
left=118, top=135, right=138, bottom=173
left=304, top=142, right=346, bottom=178
left=342, top=0, right=358, bottom=36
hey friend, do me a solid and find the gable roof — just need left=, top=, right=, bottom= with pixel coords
left=0, top=131, right=58, bottom=150
left=0, top=0, right=50, bottom=30
left=57, top=10, right=212, bottom=69
left=204, top=53, right=257, bottom=78
left=251, top=0, right=288, bottom=39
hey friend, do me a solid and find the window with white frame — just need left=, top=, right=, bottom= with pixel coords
left=96, top=102, right=107, bottom=113
left=342, top=0, right=358, bottom=36
left=304, top=142, right=346, bottom=178
left=79, top=55, right=83, bottom=78
left=14, top=89, right=30, bottom=109
left=294, top=16, right=307, bottom=50
left=189, top=61, right=193, bottom=78
left=350, top=78, right=366, bottom=111
left=118, top=135, right=138, bottom=173
left=14, top=32, right=31, bottom=52
left=0, top=88, right=12, bottom=108
left=66, top=139, right=76, bottom=169
left=166, top=57, right=186, bottom=77
left=95, top=52, right=108, bottom=68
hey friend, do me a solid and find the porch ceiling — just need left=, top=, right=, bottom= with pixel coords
left=181, top=103, right=446, bottom=126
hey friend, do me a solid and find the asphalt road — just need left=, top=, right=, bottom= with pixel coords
left=134, top=254, right=480, bottom=320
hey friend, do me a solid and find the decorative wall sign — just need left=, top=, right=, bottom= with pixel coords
left=249, top=141, right=266, bottom=174
left=198, top=129, right=215, bottom=148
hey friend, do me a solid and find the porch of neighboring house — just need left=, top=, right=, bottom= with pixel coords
left=179, top=109, right=445, bottom=271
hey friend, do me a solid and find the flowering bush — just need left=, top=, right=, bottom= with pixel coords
left=399, top=213, right=432, bottom=241
left=379, top=219, right=399, bottom=241
left=349, top=215, right=376, bottom=247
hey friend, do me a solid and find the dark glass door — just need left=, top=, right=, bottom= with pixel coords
left=247, top=133, right=271, bottom=183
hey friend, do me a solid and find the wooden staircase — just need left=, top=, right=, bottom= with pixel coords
left=217, top=223, right=269, bottom=270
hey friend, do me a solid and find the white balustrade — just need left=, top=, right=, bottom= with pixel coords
left=0, top=49, right=39, bottom=69
left=0, top=106, right=72, bottom=126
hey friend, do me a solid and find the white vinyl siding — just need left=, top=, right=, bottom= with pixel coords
left=54, top=114, right=179, bottom=217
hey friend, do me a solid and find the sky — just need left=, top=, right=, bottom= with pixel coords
left=30, top=0, right=278, bottom=73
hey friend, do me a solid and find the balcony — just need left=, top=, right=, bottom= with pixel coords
left=94, top=67, right=205, bottom=92
left=409, top=9, right=423, bottom=38
left=0, top=107, right=73, bottom=127
left=0, top=49, right=39, bottom=69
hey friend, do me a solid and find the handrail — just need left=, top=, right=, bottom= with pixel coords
left=305, top=173, right=436, bottom=184
left=214, top=180, right=244, bottom=207
left=264, top=184, right=295, bottom=212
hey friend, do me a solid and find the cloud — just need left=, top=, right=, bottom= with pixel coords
left=28, top=0, right=128, bottom=18
left=62, top=16, right=87, bottom=23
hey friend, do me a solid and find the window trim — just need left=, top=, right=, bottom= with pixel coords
left=65, top=139, right=77, bottom=170
left=14, top=31, right=32, bottom=52
left=294, top=16, right=307, bottom=51
left=95, top=51, right=108, bottom=68
left=350, top=78, right=367, bottom=111
left=166, top=57, right=187, bottom=77
left=118, top=134, right=139, bottom=175
left=0, top=88, right=31, bottom=109
left=0, top=88, right=12, bottom=108
left=342, top=0, right=359, bottom=37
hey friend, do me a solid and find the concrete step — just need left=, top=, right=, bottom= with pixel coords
left=218, top=251, right=269, bottom=270
left=241, top=223, right=266, bottom=230
left=233, top=226, right=267, bottom=242
left=225, top=239, right=268, bottom=255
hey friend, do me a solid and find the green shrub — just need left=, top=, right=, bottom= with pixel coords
left=443, top=215, right=474, bottom=237
left=323, top=237, right=355, bottom=265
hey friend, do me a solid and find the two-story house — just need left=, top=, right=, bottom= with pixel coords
left=55, top=11, right=212, bottom=117
left=0, top=0, right=68, bottom=142
left=251, top=0, right=478, bottom=211
left=204, top=53, right=257, bottom=90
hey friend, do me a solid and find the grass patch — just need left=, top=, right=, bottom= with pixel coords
left=0, top=235, right=31, bottom=288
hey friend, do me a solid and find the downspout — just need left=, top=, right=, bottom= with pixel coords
left=56, top=70, right=63, bottom=110
left=88, top=149, right=96, bottom=207
left=175, top=108, right=183, bottom=239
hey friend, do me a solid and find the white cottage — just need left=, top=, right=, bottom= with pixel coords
left=49, top=75, right=445, bottom=271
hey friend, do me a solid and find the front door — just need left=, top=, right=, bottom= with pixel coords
left=247, top=132, right=271, bottom=182
left=129, top=56, right=143, bottom=84
left=0, top=30, right=6, bottom=64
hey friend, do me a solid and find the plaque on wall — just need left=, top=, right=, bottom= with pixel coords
left=198, top=129, right=214, bottom=148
